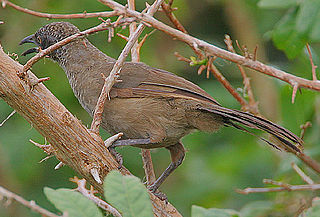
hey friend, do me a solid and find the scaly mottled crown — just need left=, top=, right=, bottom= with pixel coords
left=34, top=22, right=80, bottom=50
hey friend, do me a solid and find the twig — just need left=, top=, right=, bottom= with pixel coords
left=141, top=150, right=156, bottom=185
left=128, top=0, right=139, bottom=62
left=161, top=1, right=187, bottom=34
left=100, top=0, right=320, bottom=92
left=0, top=186, right=61, bottom=217
left=1, top=0, right=119, bottom=19
left=300, top=121, right=312, bottom=140
left=224, top=35, right=259, bottom=114
left=90, top=0, right=165, bottom=134
left=22, top=18, right=135, bottom=73
left=209, top=63, right=247, bottom=107
left=237, top=183, right=320, bottom=194
left=127, top=0, right=157, bottom=188
left=0, top=110, right=16, bottom=127
left=71, top=177, right=122, bottom=217
left=306, top=44, right=318, bottom=81
left=291, top=162, right=314, bottom=185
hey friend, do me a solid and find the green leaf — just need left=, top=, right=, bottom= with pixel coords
left=272, top=8, right=306, bottom=59
left=296, top=0, right=320, bottom=35
left=258, top=0, right=298, bottom=9
left=191, top=205, right=240, bottom=217
left=44, top=187, right=103, bottom=217
left=103, top=171, right=153, bottom=217
left=240, top=201, right=274, bottom=217
left=302, top=200, right=320, bottom=217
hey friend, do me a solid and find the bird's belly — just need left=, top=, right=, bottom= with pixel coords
left=100, top=97, right=193, bottom=148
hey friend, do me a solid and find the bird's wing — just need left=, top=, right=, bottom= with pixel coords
left=111, top=62, right=221, bottom=105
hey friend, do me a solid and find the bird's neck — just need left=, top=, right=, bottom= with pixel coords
left=53, top=39, right=115, bottom=115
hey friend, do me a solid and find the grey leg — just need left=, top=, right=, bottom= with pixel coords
left=106, top=138, right=152, bottom=169
left=147, top=142, right=185, bottom=200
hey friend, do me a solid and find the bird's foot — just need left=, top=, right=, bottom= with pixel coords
left=107, top=146, right=123, bottom=169
left=147, top=184, right=168, bottom=203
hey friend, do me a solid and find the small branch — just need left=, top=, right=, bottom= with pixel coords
left=91, top=0, right=165, bottom=134
left=23, top=18, right=136, bottom=73
left=101, top=0, right=320, bottom=92
left=306, top=44, right=318, bottom=81
left=0, top=110, right=16, bottom=127
left=161, top=1, right=187, bottom=34
left=127, top=0, right=157, bottom=188
left=128, top=0, right=139, bottom=62
left=0, top=186, right=61, bottom=217
left=210, top=63, right=247, bottom=107
left=291, top=162, right=314, bottom=185
left=300, top=121, right=312, bottom=140
left=1, top=0, right=119, bottom=19
left=237, top=182, right=320, bottom=194
left=141, top=150, right=156, bottom=185
left=71, top=177, right=122, bottom=217
left=224, top=35, right=259, bottom=114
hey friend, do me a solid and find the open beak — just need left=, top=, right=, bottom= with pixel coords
left=19, top=34, right=40, bottom=56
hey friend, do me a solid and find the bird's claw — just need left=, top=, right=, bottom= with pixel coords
left=147, top=184, right=168, bottom=203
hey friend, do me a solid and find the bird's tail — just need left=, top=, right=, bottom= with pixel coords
left=199, top=106, right=303, bottom=153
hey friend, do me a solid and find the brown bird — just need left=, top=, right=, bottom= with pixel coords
left=20, top=22, right=303, bottom=196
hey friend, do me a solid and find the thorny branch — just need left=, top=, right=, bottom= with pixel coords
left=0, top=186, right=61, bottom=217
left=237, top=163, right=320, bottom=194
left=1, top=0, right=119, bottom=19
left=100, top=0, right=320, bottom=94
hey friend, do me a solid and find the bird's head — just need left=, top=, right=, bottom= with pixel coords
left=20, top=22, right=80, bottom=60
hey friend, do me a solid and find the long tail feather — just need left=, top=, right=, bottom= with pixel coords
left=199, top=106, right=303, bottom=153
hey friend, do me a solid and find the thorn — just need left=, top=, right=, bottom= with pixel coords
left=0, top=110, right=16, bottom=127
left=114, top=15, right=124, bottom=27
left=36, top=77, right=50, bottom=84
left=104, top=132, right=123, bottom=148
left=54, top=162, right=64, bottom=170
left=2, top=0, right=7, bottom=8
left=90, top=168, right=102, bottom=184
left=197, top=65, right=206, bottom=75
left=38, top=155, right=53, bottom=163
left=116, top=33, right=129, bottom=41
left=30, top=139, right=53, bottom=155
left=291, top=83, right=299, bottom=103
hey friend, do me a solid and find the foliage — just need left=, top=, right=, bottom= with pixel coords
left=103, top=171, right=153, bottom=217
left=0, top=0, right=320, bottom=217
left=44, top=188, right=103, bottom=217
left=259, top=0, right=320, bottom=58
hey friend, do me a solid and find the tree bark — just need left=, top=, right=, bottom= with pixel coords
left=0, top=45, right=181, bottom=217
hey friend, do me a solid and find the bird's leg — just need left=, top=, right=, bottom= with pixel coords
left=147, top=142, right=185, bottom=200
left=106, top=138, right=152, bottom=169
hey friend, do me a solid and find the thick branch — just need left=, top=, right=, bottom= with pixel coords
left=100, top=0, right=320, bottom=92
left=0, top=46, right=181, bottom=216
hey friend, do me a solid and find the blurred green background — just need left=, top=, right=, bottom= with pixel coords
left=0, top=0, right=320, bottom=216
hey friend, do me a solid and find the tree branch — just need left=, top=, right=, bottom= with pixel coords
left=0, top=45, right=181, bottom=216
left=0, top=185, right=61, bottom=217
left=100, top=0, right=320, bottom=92
left=1, top=0, right=119, bottom=19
